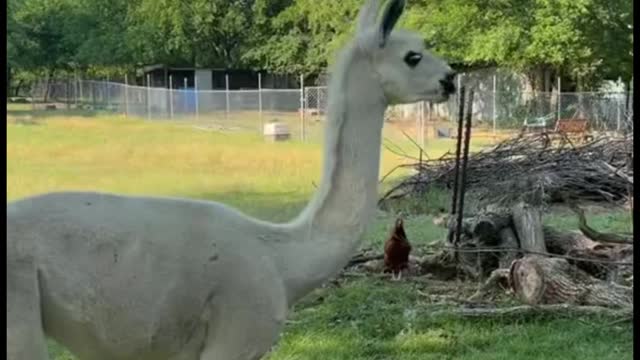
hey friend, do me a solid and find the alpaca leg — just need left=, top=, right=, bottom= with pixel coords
left=199, top=298, right=286, bottom=360
left=7, top=259, right=50, bottom=360
left=199, top=265, right=288, bottom=360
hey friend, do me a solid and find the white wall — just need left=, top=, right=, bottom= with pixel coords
left=195, top=69, right=212, bottom=90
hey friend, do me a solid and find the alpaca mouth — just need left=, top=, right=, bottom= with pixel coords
left=441, top=83, right=456, bottom=97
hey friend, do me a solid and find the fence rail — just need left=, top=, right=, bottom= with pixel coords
left=30, top=79, right=633, bottom=142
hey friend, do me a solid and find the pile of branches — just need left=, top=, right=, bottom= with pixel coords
left=380, top=133, right=633, bottom=208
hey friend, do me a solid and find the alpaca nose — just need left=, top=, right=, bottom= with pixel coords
left=439, top=71, right=456, bottom=95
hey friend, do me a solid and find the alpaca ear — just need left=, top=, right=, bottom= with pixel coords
left=356, top=0, right=382, bottom=34
left=378, top=0, right=405, bottom=48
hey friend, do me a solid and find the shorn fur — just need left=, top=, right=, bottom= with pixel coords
left=6, top=1, right=454, bottom=359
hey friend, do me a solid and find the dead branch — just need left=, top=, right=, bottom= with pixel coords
left=467, top=268, right=511, bottom=302
left=379, top=133, right=633, bottom=208
left=429, top=304, right=633, bottom=319
left=568, top=203, right=634, bottom=244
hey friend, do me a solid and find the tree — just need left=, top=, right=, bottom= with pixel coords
left=6, top=0, right=633, bottom=89
left=127, top=0, right=255, bottom=68
left=244, top=0, right=361, bottom=74
left=403, top=0, right=633, bottom=91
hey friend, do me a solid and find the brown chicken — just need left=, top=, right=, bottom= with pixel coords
left=383, top=218, right=412, bottom=281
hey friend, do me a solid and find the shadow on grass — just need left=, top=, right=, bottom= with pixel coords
left=7, top=107, right=105, bottom=119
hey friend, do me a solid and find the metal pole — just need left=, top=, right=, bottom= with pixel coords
left=225, top=74, right=230, bottom=121
left=616, top=93, right=622, bottom=132
left=557, top=76, right=561, bottom=120
left=124, top=74, right=129, bottom=117
left=106, top=74, right=110, bottom=109
left=300, top=74, right=305, bottom=141
left=146, top=74, right=151, bottom=120
left=74, top=70, right=79, bottom=107
left=169, top=75, right=174, bottom=119
left=448, top=86, right=466, bottom=244
left=78, top=74, right=83, bottom=106
left=258, top=72, right=263, bottom=130
left=184, top=77, right=188, bottom=117
left=195, top=75, right=199, bottom=121
left=66, top=79, right=71, bottom=110
left=455, top=89, right=474, bottom=246
left=419, top=101, right=425, bottom=148
left=492, top=74, right=497, bottom=137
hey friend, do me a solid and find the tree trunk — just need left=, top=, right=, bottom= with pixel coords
left=509, top=256, right=632, bottom=307
left=14, top=79, right=23, bottom=97
left=7, top=65, right=11, bottom=97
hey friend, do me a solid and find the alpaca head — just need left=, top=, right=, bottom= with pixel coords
left=354, top=0, right=456, bottom=104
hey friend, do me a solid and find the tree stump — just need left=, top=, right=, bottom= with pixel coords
left=511, top=201, right=546, bottom=253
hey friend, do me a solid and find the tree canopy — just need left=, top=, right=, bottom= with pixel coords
left=7, top=0, right=633, bottom=89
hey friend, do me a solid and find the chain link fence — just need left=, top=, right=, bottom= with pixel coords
left=30, top=78, right=633, bottom=144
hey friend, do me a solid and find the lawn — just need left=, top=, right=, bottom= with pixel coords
left=7, top=107, right=633, bottom=360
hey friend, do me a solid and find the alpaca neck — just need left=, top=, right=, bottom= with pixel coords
left=280, top=47, right=387, bottom=303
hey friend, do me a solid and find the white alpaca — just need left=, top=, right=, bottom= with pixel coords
left=6, top=0, right=455, bottom=359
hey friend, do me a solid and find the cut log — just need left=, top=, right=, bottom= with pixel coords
left=447, top=210, right=512, bottom=244
left=543, top=226, right=599, bottom=254
left=543, top=226, right=633, bottom=280
left=509, top=256, right=632, bottom=307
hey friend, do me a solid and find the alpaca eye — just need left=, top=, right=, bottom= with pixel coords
left=404, top=51, right=422, bottom=67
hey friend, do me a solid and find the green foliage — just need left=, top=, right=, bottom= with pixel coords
left=6, top=0, right=634, bottom=88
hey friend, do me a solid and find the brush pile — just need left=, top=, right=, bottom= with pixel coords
left=380, top=133, right=633, bottom=208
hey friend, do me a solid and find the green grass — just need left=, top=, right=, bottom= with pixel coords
left=7, top=106, right=633, bottom=360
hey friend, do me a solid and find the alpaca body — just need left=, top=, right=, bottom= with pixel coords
left=8, top=192, right=290, bottom=360
left=7, top=0, right=455, bottom=359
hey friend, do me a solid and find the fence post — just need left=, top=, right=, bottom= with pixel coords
left=557, top=76, right=561, bottom=120
left=195, top=75, right=200, bottom=121
left=420, top=101, right=425, bottom=148
left=456, top=74, right=462, bottom=124
left=184, top=77, right=188, bottom=117
left=169, top=75, right=174, bottom=119
left=616, top=94, right=622, bottom=132
left=74, top=70, right=79, bottom=107
left=492, top=74, right=497, bottom=137
left=92, top=80, right=97, bottom=109
left=225, top=74, right=230, bottom=121
left=146, top=74, right=151, bottom=120
left=66, top=79, right=71, bottom=110
left=106, top=74, right=110, bottom=109
left=258, top=72, right=263, bottom=130
left=300, top=74, right=305, bottom=142
left=78, top=75, right=83, bottom=106
left=124, top=74, right=129, bottom=117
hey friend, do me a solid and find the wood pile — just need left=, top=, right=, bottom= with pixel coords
left=380, top=133, right=633, bottom=208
